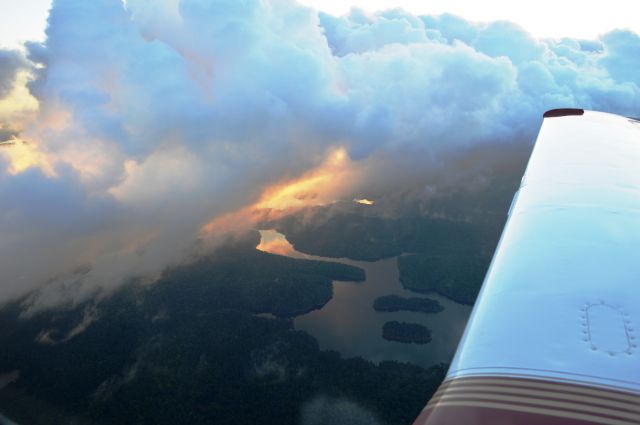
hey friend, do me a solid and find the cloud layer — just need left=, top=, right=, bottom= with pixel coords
left=1, top=0, right=639, bottom=309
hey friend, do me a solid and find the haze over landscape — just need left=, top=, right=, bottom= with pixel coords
left=1, top=1, right=639, bottom=424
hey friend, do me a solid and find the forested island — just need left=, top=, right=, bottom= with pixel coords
left=270, top=211, right=487, bottom=262
left=373, top=295, right=444, bottom=314
left=383, top=321, right=433, bottom=344
left=267, top=210, right=493, bottom=305
left=155, top=232, right=366, bottom=318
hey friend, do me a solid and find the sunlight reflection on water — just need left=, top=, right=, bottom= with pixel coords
left=258, top=229, right=472, bottom=368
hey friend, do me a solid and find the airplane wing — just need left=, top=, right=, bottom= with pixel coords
left=414, top=109, right=640, bottom=425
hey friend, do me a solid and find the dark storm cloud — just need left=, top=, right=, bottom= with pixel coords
left=0, top=125, right=19, bottom=141
left=0, top=49, right=27, bottom=98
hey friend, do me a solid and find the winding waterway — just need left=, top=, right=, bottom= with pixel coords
left=258, top=230, right=472, bottom=369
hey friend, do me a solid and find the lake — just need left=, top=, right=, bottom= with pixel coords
left=258, top=230, right=472, bottom=369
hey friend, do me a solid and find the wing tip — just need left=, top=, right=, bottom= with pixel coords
left=543, top=108, right=585, bottom=118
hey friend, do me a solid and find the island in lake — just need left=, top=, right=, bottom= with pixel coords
left=397, top=253, right=489, bottom=305
left=373, top=295, right=444, bottom=314
left=383, top=321, right=432, bottom=344
left=267, top=206, right=499, bottom=305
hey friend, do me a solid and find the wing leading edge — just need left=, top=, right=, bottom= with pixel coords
left=415, top=110, right=640, bottom=425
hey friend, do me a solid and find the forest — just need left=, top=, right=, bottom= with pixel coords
left=0, top=232, right=444, bottom=425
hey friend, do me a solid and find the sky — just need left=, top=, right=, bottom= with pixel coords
left=300, top=0, right=640, bottom=39
left=0, top=0, right=639, bottom=311
left=0, top=0, right=52, bottom=49
left=2, top=0, right=640, bottom=48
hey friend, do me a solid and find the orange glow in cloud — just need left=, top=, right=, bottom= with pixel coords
left=0, top=68, right=123, bottom=183
left=0, top=139, right=54, bottom=176
left=201, top=146, right=363, bottom=240
left=0, top=72, right=39, bottom=126
left=255, top=147, right=354, bottom=211
left=0, top=71, right=55, bottom=176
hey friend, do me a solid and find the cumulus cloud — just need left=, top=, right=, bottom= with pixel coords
left=1, top=0, right=639, bottom=310
left=599, top=30, right=640, bottom=87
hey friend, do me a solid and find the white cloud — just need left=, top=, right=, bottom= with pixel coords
left=299, top=0, right=640, bottom=39
left=0, top=0, right=638, bottom=310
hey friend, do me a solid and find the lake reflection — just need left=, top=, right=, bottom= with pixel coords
left=258, top=229, right=472, bottom=368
